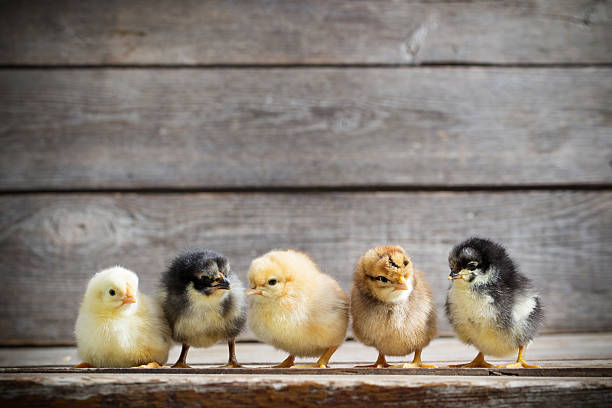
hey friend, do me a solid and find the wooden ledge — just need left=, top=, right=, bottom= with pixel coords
left=1, top=366, right=611, bottom=378
left=1, top=334, right=611, bottom=406
left=1, top=373, right=611, bottom=407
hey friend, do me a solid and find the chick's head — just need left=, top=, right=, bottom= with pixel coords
left=355, top=246, right=414, bottom=303
left=167, top=249, right=232, bottom=297
left=246, top=255, right=289, bottom=301
left=85, top=266, right=139, bottom=314
left=448, top=237, right=514, bottom=286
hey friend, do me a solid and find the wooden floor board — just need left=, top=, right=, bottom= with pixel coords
left=1, top=372, right=611, bottom=407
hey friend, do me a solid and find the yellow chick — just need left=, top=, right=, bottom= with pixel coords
left=351, top=246, right=437, bottom=368
left=74, top=266, right=171, bottom=368
left=246, top=249, right=349, bottom=368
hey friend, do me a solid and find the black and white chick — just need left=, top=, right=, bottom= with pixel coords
left=160, top=249, right=247, bottom=368
left=446, top=237, right=543, bottom=368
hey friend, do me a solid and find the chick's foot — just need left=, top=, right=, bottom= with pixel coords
left=133, top=362, right=169, bottom=369
left=392, top=362, right=437, bottom=368
left=268, top=354, right=296, bottom=368
left=73, top=362, right=94, bottom=368
left=449, top=352, right=494, bottom=368
left=292, top=363, right=328, bottom=368
left=391, top=349, right=436, bottom=368
left=171, top=362, right=192, bottom=369
left=218, top=361, right=244, bottom=368
left=496, top=361, right=540, bottom=368
left=495, top=346, right=539, bottom=368
left=356, top=352, right=390, bottom=368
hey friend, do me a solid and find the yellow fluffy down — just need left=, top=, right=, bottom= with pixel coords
left=247, top=250, right=349, bottom=357
left=74, top=267, right=171, bottom=367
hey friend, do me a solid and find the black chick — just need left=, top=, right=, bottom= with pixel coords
left=160, top=249, right=247, bottom=368
left=445, top=237, right=543, bottom=368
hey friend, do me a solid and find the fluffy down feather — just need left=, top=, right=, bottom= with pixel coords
left=75, top=266, right=171, bottom=367
left=247, top=249, right=349, bottom=358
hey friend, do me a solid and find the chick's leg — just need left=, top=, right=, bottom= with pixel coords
left=293, top=346, right=339, bottom=368
left=448, top=352, right=495, bottom=368
left=218, top=338, right=244, bottom=368
left=268, top=354, right=296, bottom=368
left=496, top=345, right=540, bottom=368
left=171, top=343, right=192, bottom=368
left=391, top=349, right=437, bottom=368
left=355, top=352, right=390, bottom=368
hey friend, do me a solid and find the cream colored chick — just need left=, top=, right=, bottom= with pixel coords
left=74, top=266, right=171, bottom=368
left=351, top=246, right=437, bottom=368
left=246, top=249, right=349, bottom=368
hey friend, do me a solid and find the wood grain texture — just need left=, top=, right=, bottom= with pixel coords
left=0, top=0, right=611, bottom=65
left=1, top=373, right=611, bottom=408
left=0, top=191, right=610, bottom=344
left=1, top=68, right=611, bottom=190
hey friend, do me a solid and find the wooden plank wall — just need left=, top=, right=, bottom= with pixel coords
left=0, top=0, right=610, bottom=345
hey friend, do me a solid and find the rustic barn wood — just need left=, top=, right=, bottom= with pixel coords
left=1, top=0, right=611, bottom=65
left=1, top=372, right=611, bottom=407
left=0, top=191, right=610, bottom=345
left=1, top=68, right=611, bottom=191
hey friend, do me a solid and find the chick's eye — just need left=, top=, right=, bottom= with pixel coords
left=268, top=279, right=277, bottom=286
left=467, top=262, right=478, bottom=271
left=404, top=260, right=409, bottom=266
left=109, top=289, right=116, bottom=296
left=377, top=276, right=389, bottom=283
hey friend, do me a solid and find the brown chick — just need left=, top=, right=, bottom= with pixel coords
left=246, top=249, right=349, bottom=368
left=351, top=246, right=437, bottom=368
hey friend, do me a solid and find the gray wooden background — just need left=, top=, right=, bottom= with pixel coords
left=0, top=0, right=611, bottom=345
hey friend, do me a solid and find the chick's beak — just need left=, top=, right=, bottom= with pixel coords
left=448, top=269, right=464, bottom=280
left=245, top=287, right=262, bottom=296
left=213, top=277, right=231, bottom=290
left=121, top=284, right=137, bottom=304
left=394, top=276, right=409, bottom=290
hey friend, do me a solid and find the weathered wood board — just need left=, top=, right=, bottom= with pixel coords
left=1, top=68, right=611, bottom=190
left=1, top=373, right=611, bottom=407
left=0, top=191, right=610, bottom=344
left=1, top=0, right=611, bottom=65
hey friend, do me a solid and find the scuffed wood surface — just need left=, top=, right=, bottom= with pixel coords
left=1, top=0, right=611, bottom=65
left=0, top=192, right=610, bottom=344
left=1, top=68, right=611, bottom=190
left=1, top=373, right=611, bottom=407
left=2, top=334, right=611, bottom=368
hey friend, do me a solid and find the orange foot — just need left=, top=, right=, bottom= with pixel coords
left=133, top=362, right=170, bottom=368
left=355, top=352, right=390, bottom=368
left=449, top=352, right=494, bottom=368
left=73, top=362, right=94, bottom=368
